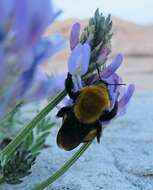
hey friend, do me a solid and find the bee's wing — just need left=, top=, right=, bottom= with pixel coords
left=57, top=119, right=83, bottom=151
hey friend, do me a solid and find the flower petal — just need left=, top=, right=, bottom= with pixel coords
left=105, top=73, right=121, bottom=109
left=9, top=59, right=39, bottom=101
left=0, top=0, right=13, bottom=30
left=68, top=43, right=82, bottom=75
left=23, top=72, right=65, bottom=102
left=68, top=43, right=90, bottom=75
left=33, top=34, right=66, bottom=64
left=97, top=47, right=110, bottom=63
left=118, top=84, right=135, bottom=115
left=101, top=53, right=123, bottom=78
left=70, top=22, right=81, bottom=50
left=81, top=43, right=91, bottom=75
left=14, top=0, right=58, bottom=47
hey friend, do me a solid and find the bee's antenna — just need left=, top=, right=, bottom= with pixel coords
left=107, top=83, right=126, bottom=86
left=95, top=63, right=126, bottom=86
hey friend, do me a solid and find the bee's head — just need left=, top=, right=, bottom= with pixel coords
left=74, top=83, right=110, bottom=124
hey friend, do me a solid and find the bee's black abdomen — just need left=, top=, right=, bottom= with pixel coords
left=57, top=116, right=84, bottom=151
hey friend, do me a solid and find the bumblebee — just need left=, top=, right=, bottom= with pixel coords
left=56, top=73, right=118, bottom=151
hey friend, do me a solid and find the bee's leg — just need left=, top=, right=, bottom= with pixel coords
left=100, top=101, right=118, bottom=122
left=56, top=106, right=71, bottom=117
left=96, top=122, right=102, bottom=143
left=65, top=73, right=74, bottom=98
left=65, top=73, right=80, bottom=101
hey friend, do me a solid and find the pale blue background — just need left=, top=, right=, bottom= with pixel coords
left=53, top=0, right=153, bottom=25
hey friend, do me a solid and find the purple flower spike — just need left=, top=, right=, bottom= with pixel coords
left=101, top=53, right=123, bottom=78
left=0, top=0, right=13, bottom=30
left=14, top=0, right=60, bottom=48
left=0, top=0, right=64, bottom=119
left=23, top=73, right=65, bottom=102
left=33, top=35, right=66, bottom=64
left=118, top=84, right=135, bottom=115
left=70, top=22, right=81, bottom=50
left=68, top=43, right=91, bottom=76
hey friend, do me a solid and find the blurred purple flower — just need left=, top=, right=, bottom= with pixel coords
left=22, top=70, right=65, bottom=103
left=13, top=0, right=61, bottom=48
left=0, top=0, right=65, bottom=118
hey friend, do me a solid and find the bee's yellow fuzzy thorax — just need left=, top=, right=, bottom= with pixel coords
left=74, top=83, right=110, bottom=124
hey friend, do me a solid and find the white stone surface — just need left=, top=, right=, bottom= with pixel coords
left=1, top=92, right=153, bottom=190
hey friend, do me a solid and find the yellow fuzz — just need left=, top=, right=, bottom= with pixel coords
left=74, top=84, right=110, bottom=124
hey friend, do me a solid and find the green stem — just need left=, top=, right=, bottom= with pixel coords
left=0, top=90, right=67, bottom=160
left=32, top=142, right=92, bottom=190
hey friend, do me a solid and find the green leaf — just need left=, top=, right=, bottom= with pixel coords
left=1, top=149, right=36, bottom=185
left=30, top=141, right=45, bottom=156
left=22, top=131, right=34, bottom=150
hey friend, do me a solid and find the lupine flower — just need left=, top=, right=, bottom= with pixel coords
left=56, top=49, right=135, bottom=151
left=68, top=23, right=135, bottom=117
left=68, top=52, right=135, bottom=121
left=68, top=42, right=91, bottom=90
left=99, top=54, right=135, bottom=121
left=70, top=22, right=81, bottom=50
left=56, top=14, right=134, bottom=152
left=97, top=47, right=111, bottom=65
left=23, top=71, right=65, bottom=103
left=0, top=0, right=65, bottom=118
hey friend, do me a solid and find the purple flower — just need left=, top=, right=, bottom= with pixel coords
left=97, top=47, right=111, bottom=64
left=0, top=0, right=64, bottom=119
left=117, top=84, right=135, bottom=116
left=101, top=54, right=123, bottom=78
left=22, top=71, right=65, bottom=103
left=70, top=22, right=80, bottom=50
left=13, top=0, right=61, bottom=48
left=65, top=53, right=135, bottom=124
left=100, top=54, right=135, bottom=121
left=68, top=43, right=91, bottom=76
left=67, top=42, right=91, bottom=90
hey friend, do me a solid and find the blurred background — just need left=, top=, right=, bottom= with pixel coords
left=45, top=0, right=153, bottom=92
left=53, top=0, right=153, bottom=25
